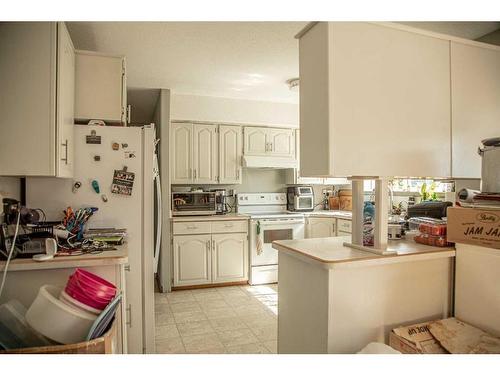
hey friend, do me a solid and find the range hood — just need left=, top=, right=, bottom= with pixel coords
left=243, top=155, right=298, bottom=169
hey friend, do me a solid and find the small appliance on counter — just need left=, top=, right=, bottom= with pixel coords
left=212, top=189, right=230, bottom=215
left=172, top=191, right=216, bottom=216
left=287, top=186, right=314, bottom=212
left=407, top=201, right=452, bottom=219
left=478, top=137, right=500, bottom=193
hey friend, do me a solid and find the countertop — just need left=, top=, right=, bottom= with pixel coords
left=171, top=213, right=250, bottom=222
left=272, top=236, right=455, bottom=268
left=304, top=210, right=352, bottom=219
left=0, top=244, right=129, bottom=272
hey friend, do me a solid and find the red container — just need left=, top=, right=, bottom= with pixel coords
left=414, top=233, right=453, bottom=247
left=418, top=223, right=447, bottom=236
left=64, top=269, right=117, bottom=311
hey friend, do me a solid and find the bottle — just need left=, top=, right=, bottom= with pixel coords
left=363, top=201, right=375, bottom=246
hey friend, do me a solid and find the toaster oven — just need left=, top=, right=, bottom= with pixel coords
left=172, top=192, right=216, bottom=216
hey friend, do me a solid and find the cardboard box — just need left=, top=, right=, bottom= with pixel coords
left=447, top=207, right=500, bottom=250
left=389, top=321, right=448, bottom=354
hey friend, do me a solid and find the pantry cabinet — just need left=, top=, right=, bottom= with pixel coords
left=0, top=22, right=75, bottom=177
left=244, top=126, right=295, bottom=158
left=450, top=42, right=500, bottom=178
left=173, top=234, right=212, bottom=286
left=306, top=217, right=336, bottom=238
left=171, top=219, right=248, bottom=287
left=298, top=22, right=451, bottom=178
left=75, top=50, right=127, bottom=124
left=219, top=125, right=242, bottom=184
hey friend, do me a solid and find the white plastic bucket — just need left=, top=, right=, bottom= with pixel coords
left=26, top=285, right=97, bottom=344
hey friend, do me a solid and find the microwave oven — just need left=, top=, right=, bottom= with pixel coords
left=287, top=186, right=314, bottom=212
left=172, top=192, right=216, bottom=216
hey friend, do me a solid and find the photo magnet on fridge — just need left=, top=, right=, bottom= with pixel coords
left=111, top=168, right=135, bottom=196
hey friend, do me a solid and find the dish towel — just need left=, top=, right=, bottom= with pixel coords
left=256, top=221, right=263, bottom=255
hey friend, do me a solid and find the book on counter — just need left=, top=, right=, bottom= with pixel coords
left=84, top=228, right=127, bottom=245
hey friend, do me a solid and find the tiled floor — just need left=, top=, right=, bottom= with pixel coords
left=154, top=284, right=278, bottom=354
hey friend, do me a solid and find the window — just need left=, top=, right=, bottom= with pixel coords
left=363, top=179, right=453, bottom=193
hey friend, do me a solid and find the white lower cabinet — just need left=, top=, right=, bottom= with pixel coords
left=173, top=234, right=212, bottom=286
left=212, top=233, right=248, bottom=283
left=306, top=217, right=336, bottom=238
left=172, top=220, right=248, bottom=287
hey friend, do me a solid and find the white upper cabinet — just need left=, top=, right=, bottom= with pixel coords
left=244, top=127, right=268, bottom=156
left=0, top=22, right=75, bottom=177
left=243, top=126, right=295, bottom=158
left=298, top=22, right=451, bottom=178
left=219, top=125, right=242, bottom=184
left=75, top=51, right=127, bottom=124
left=56, top=24, right=76, bottom=178
left=193, top=124, right=218, bottom=184
left=451, top=42, right=500, bottom=178
left=170, top=122, right=227, bottom=185
left=171, top=123, right=193, bottom=184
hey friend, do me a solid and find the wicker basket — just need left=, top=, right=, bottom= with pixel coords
left=0, top=321, right=116, bottom=354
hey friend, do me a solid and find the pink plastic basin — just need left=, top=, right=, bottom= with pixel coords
left=63, top=269, right=117, bottom=311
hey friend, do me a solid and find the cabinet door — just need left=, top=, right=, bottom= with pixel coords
left=244, top=127, right=268, bottom=156
left=173, top=234, right=212, bottom=286
left=219, top=125, right=242, bottom=184
left=56, top=22, right=75, bottom=178
left=299, top=22, right=451, bottom=178
left=267, top=128, right=295, bottom=157
left=306, top=218, right=336, bottom=238
left=170, top=123, right=193, bottom=184
left=193, top=124, right=218, bottom=184
left=75, top=51, right=125, bottom=123
left=212, top=233, right=248, bottom=283
left=451, top=42, right=500, bottom=178
left=0, top=22, right=57, bottom=176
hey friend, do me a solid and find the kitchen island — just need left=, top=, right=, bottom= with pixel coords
left=272, top=237, right=455, bottom=353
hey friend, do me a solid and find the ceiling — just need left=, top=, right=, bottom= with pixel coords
left=67, top=22, right=500, bottom=105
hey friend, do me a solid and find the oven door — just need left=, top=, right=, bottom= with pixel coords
left=249, top=218, right=305, bottom=267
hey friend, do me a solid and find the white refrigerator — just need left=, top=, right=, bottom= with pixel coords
left=26, top=124, right=161, bottom=354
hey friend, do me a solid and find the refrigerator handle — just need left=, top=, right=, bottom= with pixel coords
left=153, top=148, right=162, bottom=274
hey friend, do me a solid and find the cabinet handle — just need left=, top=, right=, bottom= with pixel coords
left=126, top=304, right=132, bottom=327
left=224, top=223, right=234, bottom=227
left=194, top=169, right=197, bottom=179
left=61, top=139, right=68, bottom=164
left=187, top=225, right=198, bottom=230
left=124, top=265, right=131, bottom=272
left=212, top=240, right=216, bottom=252
left=270, top=143, right=273, bottom=152
left=236, top=169, right=240, bottom=180
left=127, top=104, right=131, bottom=124
left=207, top=240, right=211, bottom=252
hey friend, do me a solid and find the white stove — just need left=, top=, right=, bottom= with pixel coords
left=237, top=193, right=305, bottom=285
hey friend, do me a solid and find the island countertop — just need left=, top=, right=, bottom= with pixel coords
left=272, top=236, right=455, bottom=268
left=0, top=244, right=129, bottom=272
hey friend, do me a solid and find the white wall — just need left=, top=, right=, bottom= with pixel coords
left=170, top=94, right=299, bottom=127
left=0, top=177, right=20, bottom=203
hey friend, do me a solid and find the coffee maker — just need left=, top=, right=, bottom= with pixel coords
left=213, top=190, right=229, bottom=215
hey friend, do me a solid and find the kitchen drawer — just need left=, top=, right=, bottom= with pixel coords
left=211, top=220, right=248, bottom=234
left=173, top=221, right=212, bottom=235
left=337, top=219, right=352, bottom=234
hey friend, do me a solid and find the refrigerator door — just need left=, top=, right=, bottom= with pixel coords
left=26, top=125, right=145, bottom=354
